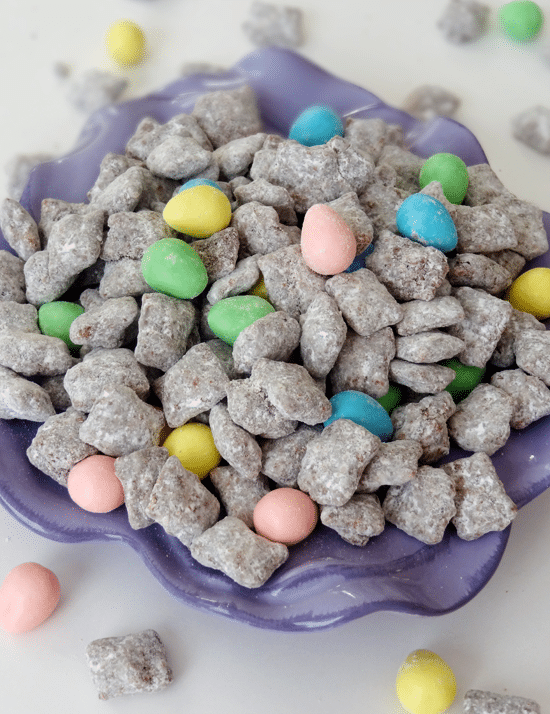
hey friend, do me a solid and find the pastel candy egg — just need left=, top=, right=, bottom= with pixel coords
left=396, top=649, right=456, bottom=714
left=163, top=422, right=221, bottom=479
left=442, top=359, right=486, bottom=402
left=419, top=153, right=469, bottom=205
left=178, top=178, right=221, bottom=193
left=0, top=562, right=61, bottom=633
left=105, top=20, right=146, bottom=66
left=324, top=390, right=394, bottom=441
left=253, top=488, right=318, bottom=545
left=141, top=237, right=208, bottom=299
left=498, top=1, right=543, bottom=41
left=38, top=301, right=85, bottom=351
left=301, top=203, right=357, bottom=275
left=288, top=104, right=344, bottom=146
left=163, top=184, right=232, bottom=238
left=507, top=267, right=550, bottom=319
left=67, top=455, right=125, bottom=513
left=396, top=194, right=457, bottom=252
left=207, top=295, right=275, bottom=345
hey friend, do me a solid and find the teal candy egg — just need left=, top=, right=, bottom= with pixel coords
left=396, top=194, right=457, bottom=252
left=207, top=295, right=275, bottom=345
left=288, top=104, right=344, bottom=146
left=178, top=178, right=221, bottom=193
left=324, top=390, right=394, bottom=441
left=141, top=237, right=208, bottom=299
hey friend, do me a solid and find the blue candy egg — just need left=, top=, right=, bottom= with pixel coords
left=178, top=178, right=221, bottom=193
left=288, top=104, right=344, bottom=147
left=324, top=390, right=394, bottom=441
left=396, top=193, right=457, bottom=252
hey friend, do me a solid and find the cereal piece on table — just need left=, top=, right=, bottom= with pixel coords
left=448, top=383, right=514, bottom=455
left=101, top=210, right=175, bottom=261
left=115, top=447, right=169, bottom=529
left=298, top=419, right=380, bottom=506
left=145, top=135, right=212, bottom=181
left=46, top=210, right=105, bottom=281
left=395, top=296, right=465, bottom=336
left=299, top=292, right=347, bottom=380
left=98, top=258, right=153, bottom=299
left=225, top=377, right=297, bottom=438
left=329, top=327, right=395, bottom=398
left=463, top=689, right=540, bottom=714
left=325, top=268, right=403, bottom=337
left=395, top=331, right=464, bottom=363
left=232, top=310, right=301, bottom=374
left=208, top=403, right=263, bottom=479
left=327, top=191, right=374, bottom=254
left=210, top=465, right=270, bottom=528
left=392, top=391, right=456, bottom=463
left=23, top=251, right=75, bottom=306
left=0, top=365, right=55, bottom=422
left=257, top=244, right=327, bottom=319
left=357, top=439, right=423, bottom=492
left=437, top=0, right=490, bottom=44
left=485, top=249, right=526, bottom=280
left=159, top=342, right=229, bottom=428
left=242, top=1, right=304, bottom=48
left=0, top=250, right=26, bottom=303
left=491, top=308, right=545, bottom=368
left=494, top=196, right=549, bottom=260
left=206, top=255, right=260, bottom=304
left=512, top=106, right=550, bottom=155
left=67, top=69, right=127, bottom=113
left=453, top=203, right=518, bottom=254
left=402, top=85, right=461, bottom=122
left=86, top=629, right=172, bottom=700
left=79, top=384, right=166, bottom=457
left=251, top=357, right=332, bottom=425
left=0, top=331, right=74, bottom=376
left=514, top=329, right=550, bottom=385
left=0, top=301, right=39, bottom=334
left=365, top=230, right=449, bottom=301
left=26, top=408, right=98, bottom=486
left=0, top=198, right=40, bottom=260
left=126, top=114, right=213, bottom=161
left=145, top=455, right=220, bottom=546
left=190, top=227, right=240, bottom=282
left=344, top=116, right=404, bottom=163
left=383, top=465, right=457, bottom=544
left=389, top=359, right=456, bottom=394
left=447, top=286, right=512, bottom=368
left=4, top=153, right=54, bottom=201
left=191, top=85, right=262, bottom=149
left=443, top=452, right=517, bottom=540
left=320, top=493, right=385, bottom=546
left=87, top=153, right=144, bottom=203
left=259, top=424, right=318, bottom=487
left=89, top=166, right=148, bottom=215
left=63, top=348, right=149, bottom=412
left=231, top=202, right=300, bottom=257
left=213, top=133, right=266, bottom=180
left=376, top=145, right=423, bottom=194
left=233, top=178, right=297, bottom=225
left=190, top=516, right=288, bottom=588
left=464, top=164, right=512, bottom=206
left=134, top=293, right=195, bottom=372
left=447, top=253, right=512, bottom=294
left=69, top=296, right=138, bottom=349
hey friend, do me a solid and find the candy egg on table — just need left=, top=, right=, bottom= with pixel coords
left=324, top=390, right=394, bottom=441
left=141, top=237, right=208, bottom=299
left=301, top=203, right=357, bottom=275
left=498, top=0, right=544, bottom=41
left=162, top=184, right=232, bottom=238
left=395, top=649, right=456, bottom=714
left=507, top=267, right=550, bottom=319
left=396, top=194, right=457, bottom=252
left=37, top=300, right=85, bottom=351
left=288, top=104, right=344, bottom=146
left=418, top=153, right=469, bottom=205
left=105, top=19, right=146, bottom=66
left=253, top=488, right=318, bottom=545
left=207, top=295, right=275, bottom=345
left=67, top=455, right=125, bottom=513
left=162, top=423, right=221, bottom=479
left=0, top=562, right=61, bottom=634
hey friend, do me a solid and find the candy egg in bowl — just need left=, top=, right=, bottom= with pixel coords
left=1, top=47, right=550, bottom=632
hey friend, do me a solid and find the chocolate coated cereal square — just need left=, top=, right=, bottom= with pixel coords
left=320, top=494, right=385, bottom=546
left=463, top=689, right=540, bottom=714
left=209, top=465, right=270, bottom=528
left=114, top=446, right=170, bottom=529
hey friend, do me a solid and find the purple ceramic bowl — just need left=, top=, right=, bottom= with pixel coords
left=1, top=48, right=550, bottom=632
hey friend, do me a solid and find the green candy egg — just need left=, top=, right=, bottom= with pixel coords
left=498, top=1, right=543, bottom=42
left=141, top=237, right=208, bottom=299
left=419, top=153, right=469, bottom=205
left=442, top=358, right=486, bottom=402
left=38, top=301, right=85, bottom=350
left=207, top=295, right=275, bottom=345
left=377, top=384, right=403, bottom=414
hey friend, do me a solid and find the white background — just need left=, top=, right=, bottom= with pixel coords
left=1, top=0, right=550, bottom=712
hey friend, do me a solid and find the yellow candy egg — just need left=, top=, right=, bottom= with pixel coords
left=163, top=423, right=221, bottom=479
left=248, top=275, right=270, bottom=302
left=106, top=20, right=146, bottom=67
left=507, top=267, right=550, bottom=319
left=163, top=185, right=232, bottom=239
left=396, top=649, right=456, bottom=714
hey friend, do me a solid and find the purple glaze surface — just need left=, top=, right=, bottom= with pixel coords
left=1, top=47, right=549, bottom=632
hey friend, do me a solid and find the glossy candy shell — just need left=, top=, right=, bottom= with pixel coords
left=1, top=48, right=550, bottom=632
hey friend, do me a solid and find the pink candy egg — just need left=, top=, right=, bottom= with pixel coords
left=300, top=203, right=356, bottom=275
left=0, top=562, right=61, bottom=633
left=253, top=488, right=318, bottom=545
left=67, top=455, right=125, bottom=513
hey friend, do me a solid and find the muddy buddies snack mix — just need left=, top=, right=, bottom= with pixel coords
left=3, top=76, right=549, bottom=591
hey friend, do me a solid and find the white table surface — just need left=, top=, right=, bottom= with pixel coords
left=1, top=1, right=550, bottom=712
